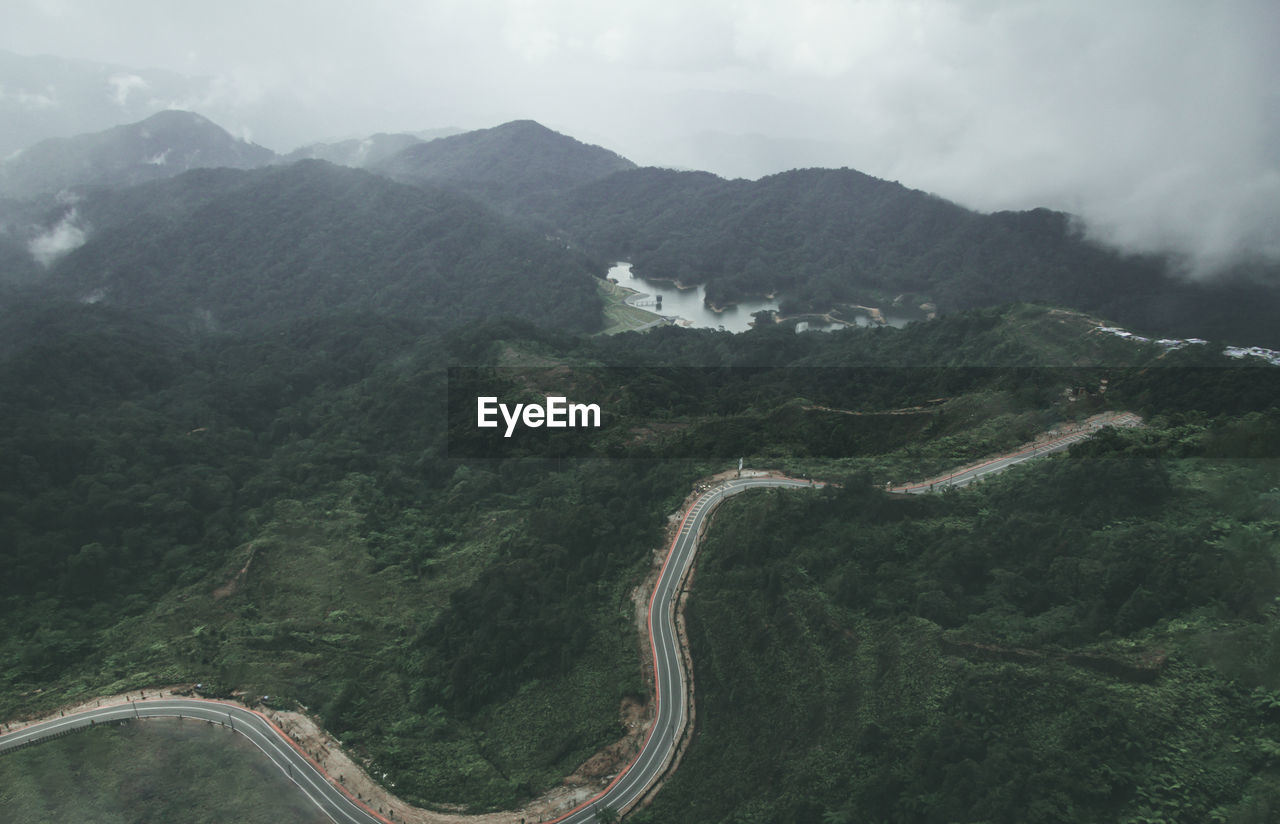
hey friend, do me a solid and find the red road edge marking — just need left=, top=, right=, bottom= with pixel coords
left=235, top=701, right=394, bottom=824
left=546, top=484, right=714, bottom=823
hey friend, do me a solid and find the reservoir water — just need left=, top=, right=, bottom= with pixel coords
left=609, top=262, right=912, bottom=332
left=609, top=262, right=777, bottom=333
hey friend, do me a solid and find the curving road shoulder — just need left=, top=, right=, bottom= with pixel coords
left=892, top=411, right=1141, bottom=494
left=550, top=475, right=817, bottom=823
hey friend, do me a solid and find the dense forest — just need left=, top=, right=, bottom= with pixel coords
left=638, top=428, right=1280, bottom=823
left=2, top=292, right=1279, bottom=819
left=6, top=160, right=606, bottom=334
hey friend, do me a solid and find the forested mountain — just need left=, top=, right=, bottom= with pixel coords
left=0, top=230, right=41, bottom=285
left=373, top=119, right=636, bottom=213
left=0, top=110, right=276, bottom=198
left=549, top=166, right=1280, bottom=347
left=277, top=132, right=422, bottom=168
left=36, top=159, right=603, bottom=333
left=8, top=116, right=1277, bottom=349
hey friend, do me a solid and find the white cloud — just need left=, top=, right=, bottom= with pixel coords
left=107, top=72, right=148, bottom=106
left=28, top=209, right=87, bottom=267
left=0, top=0, right=1276, bottom=271
left=17, top=88, right=58, bottom=109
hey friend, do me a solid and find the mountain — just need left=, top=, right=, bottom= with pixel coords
left=551, top=166, right=1280, bottom=347
left=276, top=128, right=463, bottom=168
left=0, top=50, right=222, bottom=159
left=0, top=110, right=276, bottom=198
left=372, top=119, right=636, bottom=212
left=43, top=160, right=603, bottom=333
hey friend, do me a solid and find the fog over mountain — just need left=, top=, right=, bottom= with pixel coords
left=2, top=2, right=1277, bottom=273
left=1, top=110, right=274, bottom=197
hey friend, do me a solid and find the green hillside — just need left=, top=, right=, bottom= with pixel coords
left=2, top=301, right=1278, bottom=817
left=637, top=436, right=1280, bottom=824
left=550, top=166, right=1280, bottom=347
left=39, top=160, right=605, bottom=333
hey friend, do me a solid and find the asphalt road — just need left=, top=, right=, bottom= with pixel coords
left=0, top=475, right=817, bottom=824
left=892, top=412, right=1142, bottom=494
left=551, top=475, right=816, bottom=823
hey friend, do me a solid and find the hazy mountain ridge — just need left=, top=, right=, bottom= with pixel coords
left=3, top=113, right=1278, bottom=347
left=0, top=110, right=276, bottom=198
left=550, top=164, right=1280, bottom=347
left=279, top=132, right=420, bottom=169
left=373, top=119, right=637, bottom=212
left=41, top=159, right=604, bottom=333
left=277, top=130, right=463, bottom=169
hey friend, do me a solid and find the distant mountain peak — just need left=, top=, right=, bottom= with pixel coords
left=136, top=109, right=216, bottom=128
left=0, top=110, right=275, bottom=198
left=486, top=119, right=565, bottom=139
left=371, top=119, right=635, bottom=212
left=497, top=118, right=549, bottom=130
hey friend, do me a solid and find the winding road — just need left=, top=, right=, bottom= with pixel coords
left=553, top=475, right=816, bottom=823
left=3, top=411, right=1137, bottom=821
left=0, top=475, right=817, bottom=824
left=891, top=411, right=1141, bottom=493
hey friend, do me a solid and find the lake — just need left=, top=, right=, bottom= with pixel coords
left=609, top=262, right=912, bottom=332
left=608, top=262, right=777, bottom=333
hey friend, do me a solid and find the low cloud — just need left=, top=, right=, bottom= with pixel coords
left=0, top=84, right=59, bottom=110
left=1077, top=167, right=1280, bottom=277
left=28, top=209, right=87, bottom=267
left=107, top=72, right=149, bottom=106
left=2, top=0, right=1276, bottom=274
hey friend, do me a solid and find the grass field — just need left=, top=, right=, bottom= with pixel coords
left=0, top=717, right=324, bottom=823
left=597, top=279, right=666, bottom=334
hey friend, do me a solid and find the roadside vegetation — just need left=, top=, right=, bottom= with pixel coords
left=1, top=300, right=1277, bottom=815
left=635, top=418, right=1280, bottom=824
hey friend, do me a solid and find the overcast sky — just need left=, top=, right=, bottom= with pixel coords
left=3, top=0, right=1278, bottom=273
